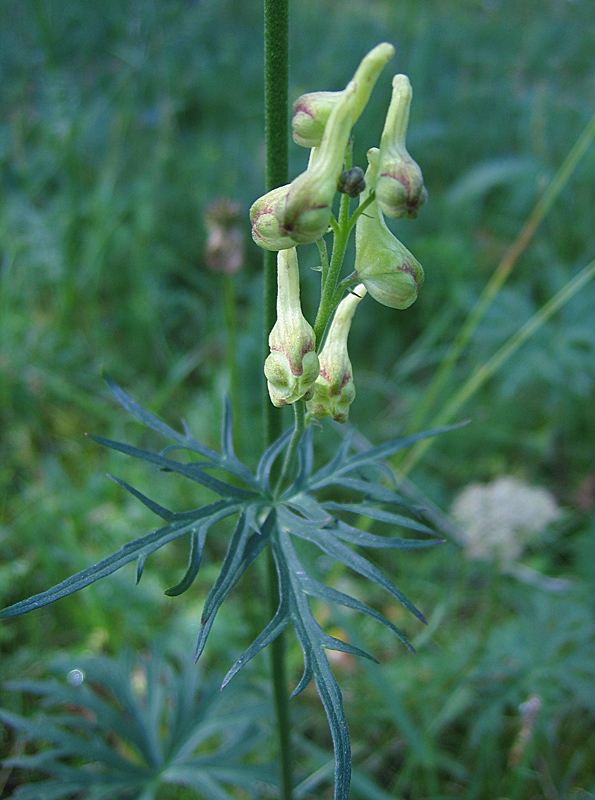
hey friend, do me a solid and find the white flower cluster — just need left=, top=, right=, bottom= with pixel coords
left=451, top=476, right=561, bottom=564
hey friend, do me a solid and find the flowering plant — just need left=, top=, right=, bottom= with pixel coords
left=1, top=28, right=457, bottom=800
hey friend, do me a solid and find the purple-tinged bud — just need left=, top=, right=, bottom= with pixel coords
left=306, top=286, right=366, bottom=423
left=249, top=184, right=297, bottom=251
left=264, top=248, right=320, bottom=407
left=275, top=83, right=357, bottom=244
left=338, top=166, right=366, bottom=198
left=375, top=74, right=427, bottom=220
left=355, top=148, right=424, bottom=309
left=292, top=91, right=338, bottom=149
left=292, top=42, right=395, bottom=148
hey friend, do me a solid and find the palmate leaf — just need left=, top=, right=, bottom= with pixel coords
left=193, top=512, right=271, bottom=662
left=0, top=501, right=241, bottom=618
left=104, top=373, right=261, bottom=491
left=88, top=434, right=256, bottom=501
left=1, top=649, right=274, bottom=800
left=276, top=506, right=427, bottom=624
left=312, top=474, right=421, bottom=512
left=307, top=422, right=467, bottom=489
left=165, top=528, right=205, bottom=596
left=1, top=378, right=459, bottom=800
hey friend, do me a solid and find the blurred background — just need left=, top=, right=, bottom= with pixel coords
left=1, top=0, right=595, bottom=797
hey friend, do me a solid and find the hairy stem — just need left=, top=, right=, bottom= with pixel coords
left=314, top=190, right=351, bottom=346
left=263, top=3, right=293, bottom=800
left=317, top=237, right=330, bottom=285
left=264, top=0, right=289, bottom=449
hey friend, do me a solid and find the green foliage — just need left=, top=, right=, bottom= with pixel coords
left=2, top=377, right=458, bottom=800
left=1, top=647, right=273, bottom=800
left=2, top=1, right=595, bottom=798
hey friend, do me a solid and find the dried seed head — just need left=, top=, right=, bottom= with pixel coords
left=205, top=199, right=245, bottom=274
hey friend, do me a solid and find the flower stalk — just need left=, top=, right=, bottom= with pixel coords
left=263, top=4, right=293, bottom=800
left=256, top=31, right=430, bottom=798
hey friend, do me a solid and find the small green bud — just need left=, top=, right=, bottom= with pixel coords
left=249, top=184, right=297, bottom=251
left=275, top=83, right=357, bottom=244
left=264, top=248, right=320, bottom=407
left=338, top=166, right=366, bottom=198
left=292, top=42, right=395, bottom=148
left=306, top=286, right=366, bottom=423
left=355, top=148, right=424, bottom=309
left=375, top=74, right=427, bottom=220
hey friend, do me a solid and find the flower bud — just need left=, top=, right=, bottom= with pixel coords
left=337, top=166, right=366, bottom=198
left=375, top=74, right=427, bottom=220
left=249, top=184, right=297, bottom=251
left=292, top=42, right=395, bottom=148
left=291, top=91, right=338, bottom=149
left=306, top=286, right=366, bottom=423
left=275, top=83, right=357, bottom=244
left=355, top=148, right=424, bottom=309
left=264, top=248, right=320, bottom=407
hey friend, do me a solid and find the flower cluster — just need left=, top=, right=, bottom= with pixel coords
left=251, top=43, right=427, bottom=422
left=451, top=476, right=561, bottom=564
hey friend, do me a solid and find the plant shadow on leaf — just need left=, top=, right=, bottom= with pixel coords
left=1, top=376, right=463, bottom=800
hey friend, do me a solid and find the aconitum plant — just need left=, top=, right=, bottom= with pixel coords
left=1, top=12, right=459, bottom=800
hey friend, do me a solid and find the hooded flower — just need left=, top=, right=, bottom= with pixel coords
left=264, top=248, right=320, bottom=407
left=275, top=82, right=357, bottom=244
left=354, top=148, right=424, bottom=309
left=375, top=74, right=427, bottom=220
left=292, top=42, right=395, bottom=148
left=306, top=286, right=366, bottom=423
left=249, top=183, right=298, bottom=252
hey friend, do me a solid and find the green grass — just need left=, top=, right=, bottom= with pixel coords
left=2, top=0, right=595, bottom=798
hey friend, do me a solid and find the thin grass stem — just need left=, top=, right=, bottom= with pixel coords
left=406, top=107, right=595, bottom=437
left=397, top=257, right=595, bottom=481
left=222, top=273, right=241, bottom=456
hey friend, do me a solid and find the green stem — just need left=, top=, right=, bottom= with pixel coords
left=312, top=158, right=373, bottom=347
left=264, top=0, right=289, bottom=450
left=346, top=191, right=375, bottom=235
left=274, top=400, right=306, bottom=496
left=266, top=539, right=292, bottom=800
left=335, top=273, right=359, bottom=299
left=222, top=273, right=241, bottom=455
left=263, top=4, right=293, bottom=800
left=316, top=238, right=330, bottom=284
left=314, top=191, right=351, bottom=346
